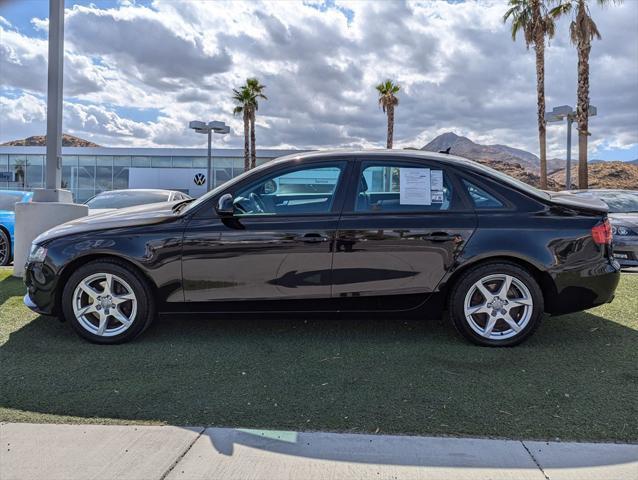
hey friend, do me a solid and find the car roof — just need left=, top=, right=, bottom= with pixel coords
left=273, top=149, right=508, bottom=176
left=275, top=149, right=475, bottom=166
left=95, top=189, right=176, bottom=195
left=0, top=190, right=33, bottom=197
left=268, top=149, right=552, bottom=202
left=279, top=148, right=518, bottom=177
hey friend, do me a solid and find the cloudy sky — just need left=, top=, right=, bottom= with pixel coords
left=1, top=0, right=637, bottom=160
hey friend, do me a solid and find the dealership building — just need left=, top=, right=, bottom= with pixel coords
left=0, top=146, right=298, bottom=202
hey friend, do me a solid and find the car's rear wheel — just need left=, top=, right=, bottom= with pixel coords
left=449, top=262, right=543, bottom=347
left=62, top=259, right=155, bottom=344
left=0, top=229, right=10, bottom=266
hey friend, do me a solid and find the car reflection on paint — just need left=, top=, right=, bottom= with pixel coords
left=84, top=189, right=191, bottom=215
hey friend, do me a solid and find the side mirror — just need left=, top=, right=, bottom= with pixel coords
left=216, top=193, right=234, bottom=217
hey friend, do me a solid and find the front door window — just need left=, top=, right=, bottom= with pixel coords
left=233, top=164, right=345, bottom=216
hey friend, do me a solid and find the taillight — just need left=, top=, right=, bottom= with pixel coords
left=591, top=218, right=612, bottom=245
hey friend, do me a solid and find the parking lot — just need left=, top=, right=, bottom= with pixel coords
left=1, top=267, right=636, bottom=443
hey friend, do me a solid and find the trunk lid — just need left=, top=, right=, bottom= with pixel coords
left=547, top=191, right=609, bottom=214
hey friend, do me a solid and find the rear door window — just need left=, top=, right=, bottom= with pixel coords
left=354, top=162, right=456, bottom=213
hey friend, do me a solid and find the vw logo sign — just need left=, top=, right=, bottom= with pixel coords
left=193, top=173, right=206, bottom=186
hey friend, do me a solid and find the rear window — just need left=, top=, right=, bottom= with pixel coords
left=0, top=193, right=27, bottom=212
left=454, top=158, right=551, bottom=200
left=462, top=180, right=504, bottom=209
left=85, top=191, right=170, bottom=209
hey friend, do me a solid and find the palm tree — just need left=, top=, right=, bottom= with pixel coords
left=246, top=78, right=267, bottom=170
left=550, top=0, right=623, bottom=188
left=232, top=86, right=253, bottom=172
left=504, top=0, right=555, bottom=190
left=376, top=80, right=400, bottom=149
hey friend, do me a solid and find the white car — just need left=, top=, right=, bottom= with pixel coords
left=84, top=189, right=191, bottom=215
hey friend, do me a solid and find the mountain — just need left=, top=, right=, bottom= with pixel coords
left=421, top=132, right=566, bottom=171
left=549, top=162, right=638, bottom=190
left=421, top=132, right=638, bottom=190
left=1, top=134, right=100, bottom=147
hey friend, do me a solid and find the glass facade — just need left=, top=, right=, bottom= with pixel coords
left=0, top=151, right=283, bottom=203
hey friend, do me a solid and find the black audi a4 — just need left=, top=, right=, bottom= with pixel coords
left=24, top=150, right=620, bottom=346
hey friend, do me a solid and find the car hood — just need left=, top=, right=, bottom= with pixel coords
left=35, top=201, right=180, bottom=244
left=609, top=213, right=638, bottom=228
left=88, top=208, right=118, bottom=215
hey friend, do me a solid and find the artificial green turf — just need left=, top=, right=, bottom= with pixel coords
left=1, top=267, right=636, bottom=442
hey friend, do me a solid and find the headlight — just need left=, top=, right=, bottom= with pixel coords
left=611, top=225, right=633, bottom=236
left=28, top=244, right=48, bottom=263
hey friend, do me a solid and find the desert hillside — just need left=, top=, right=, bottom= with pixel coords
left=1, top=134, right=100, bottom=147
left=549, top=162, right=638, bottom=190
left=422, top=132, right=638, bottom=190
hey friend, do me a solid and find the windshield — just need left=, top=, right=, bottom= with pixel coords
left=181, top=161, right=276, bottom=214
left=460, top=160, right=551, bottom=200
left=86, top=191, right=171, bottom=209
left=573, top=190, right=638, bottom=213
left=0, top=192, right=28, bottom=212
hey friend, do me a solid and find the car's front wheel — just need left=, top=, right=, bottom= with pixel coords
left=449, top=262, right=544, bottom=347
left=62, top=259, right=155, bottom=344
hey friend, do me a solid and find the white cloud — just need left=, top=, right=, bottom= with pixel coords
left=0, top=0, right=636, bottom=159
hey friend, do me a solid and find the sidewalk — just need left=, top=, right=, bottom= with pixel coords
left=1, top=423, right=636, bottom=480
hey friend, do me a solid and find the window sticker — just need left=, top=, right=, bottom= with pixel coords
left=399, top=168, right=431, bottom=205
left=431, top=170, right=444, bottom=203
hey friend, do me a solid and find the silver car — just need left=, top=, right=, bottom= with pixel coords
left=566, top=189, right=638, bottom=269
left=84, top=189, right=191, bottom=215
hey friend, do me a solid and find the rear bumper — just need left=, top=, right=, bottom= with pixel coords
left=546, top=260, right=621, bottom=315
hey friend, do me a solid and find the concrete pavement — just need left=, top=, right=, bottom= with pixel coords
left=1, top=423, right=636, bottom=480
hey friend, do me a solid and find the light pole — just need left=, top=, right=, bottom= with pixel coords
left=13, top=0, right=89, bottom=277
left=189, top=120, right=230, bottom=191
left=545, top=104, right=597, bottom=190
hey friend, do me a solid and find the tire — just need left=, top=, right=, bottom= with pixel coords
left=449, top=262, right=544, bottom=347
left=62, top=259, right=156, bottom=344
left=0, top=228, right=10, bottom=266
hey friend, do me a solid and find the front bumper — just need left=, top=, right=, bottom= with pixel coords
left=23, top=260, right=59, bottom=316
left=23, top=292, right=53, bottom=316
left=613, top=237, right=638, bottom=269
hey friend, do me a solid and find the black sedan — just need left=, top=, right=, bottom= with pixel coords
left=24, top=150, right=620, bottom=346
left=563, top=189, right=638, bottom=269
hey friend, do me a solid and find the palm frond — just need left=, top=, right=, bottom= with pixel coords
left=549, top=1, right=573, bottom=19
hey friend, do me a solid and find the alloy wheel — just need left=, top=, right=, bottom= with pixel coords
left=0, top=233, right=7, bottom=265
left=463, top=273, right=534, bottom=341
left=72, top=272, right=138, bottom=337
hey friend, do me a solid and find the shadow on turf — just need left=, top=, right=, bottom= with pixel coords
left=0, top=271, right=21, bottom=308
left=1, top=309, right=637, bottom=445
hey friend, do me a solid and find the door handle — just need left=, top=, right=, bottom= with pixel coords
left=295, top=233, right=329, bottom=243
left=424, top=232, right=457, bottom=242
